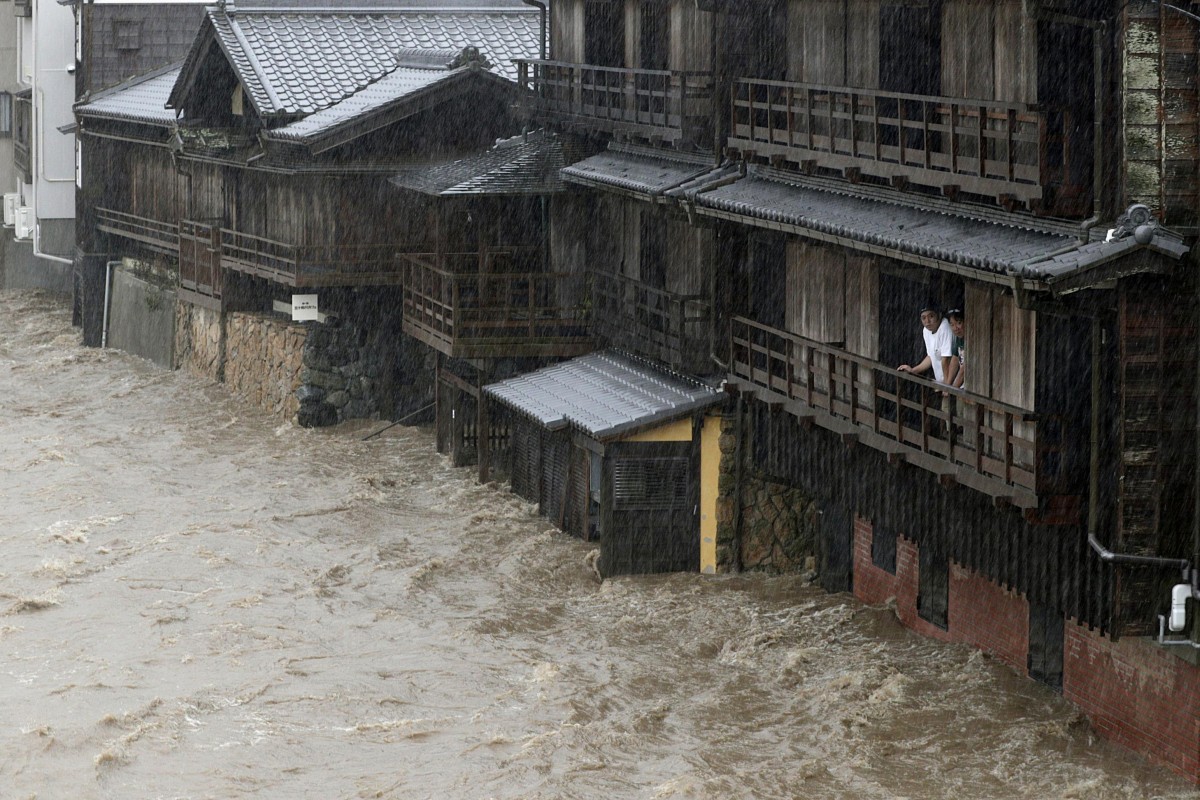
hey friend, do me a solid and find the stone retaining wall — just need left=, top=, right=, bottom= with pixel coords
left=225, top=312, right=308, bottom=420
left=174, top=302, right=224, bottom=382
left=715, top=413, right=818, bottom=573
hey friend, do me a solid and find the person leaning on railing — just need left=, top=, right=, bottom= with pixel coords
left=897, top=303, right=954, bottom=385
left=946, top=308, right=966, bottom=390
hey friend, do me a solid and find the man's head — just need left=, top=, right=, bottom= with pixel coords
left=947, top=308, right=965, bottom=338
left=919, top=304, right=941, bottom=332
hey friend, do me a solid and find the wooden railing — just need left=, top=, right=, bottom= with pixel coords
left=96, top=207, right=179, bottom=254
left=729, top=79, right=1080, bottom=206
left=219, top=230, right=403, bottom=287
left=399, top=249, right=591, bottom=357
left=592, top=270, right=713, bottom=373
left=730, top=316, right=1059, bottom=502
left=516, top=59, right=712, bottom=145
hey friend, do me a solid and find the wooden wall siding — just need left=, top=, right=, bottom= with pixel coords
left=844, top=256, right=879, bottom=360
left=669, top=0, right=712, bottom=73
left=1122, top=1, right=1200, bottom=229
left=750, top=404, right=1111, bottom=632
left=798, top=0, right=847, bottom=85
left=785, top=239, right=844, bottom=344
left=1114, top=284, right=1198, bottom=635
left=846, top=0, right=881, bottom=89
left=186, top=162, right=229, bottom=224
left=941, top=0, right=1036, bottom=103
left=551, top=0, right=584, bottom=62
left=962, top=284, right=1034, bottom=411
left=129, top=148, right=178, bottom=220
left=665, top=215, right=708, bottom=296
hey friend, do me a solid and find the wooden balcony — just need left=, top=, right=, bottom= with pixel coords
left=516, top=59, right=713, bottom=147
left=729, top=316, right=1065, bottom=508
left=592, top=270, right=714, bottom=374
left=399, top=249, right=593, bottom=359
left=96, top=208, right=179, bottom=255
left=728, top=79, right=1084, bottom=210
left=219, top=230, right=403, bottom=287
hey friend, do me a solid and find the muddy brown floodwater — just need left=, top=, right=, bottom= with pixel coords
left=0, top=288, right=1197, bottom=800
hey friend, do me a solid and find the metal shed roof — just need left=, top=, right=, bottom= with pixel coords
left=483, top=351, right=723, bottom=441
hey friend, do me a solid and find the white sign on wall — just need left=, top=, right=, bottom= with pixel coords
left=292, top=294, right=319, bottom=322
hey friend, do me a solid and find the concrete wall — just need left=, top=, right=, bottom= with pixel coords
left=1, top=237, right=73, bottom=293
left=105, top=266, right=175, bottom=367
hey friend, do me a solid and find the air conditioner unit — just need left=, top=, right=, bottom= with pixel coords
left=14, top=207, right=33, bottom=240
left=2, top=194, right=19, bottom=227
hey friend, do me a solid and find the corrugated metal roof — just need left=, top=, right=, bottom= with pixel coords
left=560, top=145, right=716, bottom=199
left=388, top=132, right=573, bottom=196
left=484, top=351, right=723, bottom=440
left=689, top=168, right=1190, bottom=282
left=75, top=64, right=181, bottom=126
left=191, top=7, right=538, bottom=118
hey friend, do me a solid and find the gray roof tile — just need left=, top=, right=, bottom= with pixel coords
left=203, top=7, right=539, bottom=118
left=484, top=351, right=723, bottom=440
left=75, top=65, right=180, bottom=126
left=561, top=145, right=716, bottom=198
left=388, top=132, right=577, bottom=196
left=690, top=168, right=1190, bottom=281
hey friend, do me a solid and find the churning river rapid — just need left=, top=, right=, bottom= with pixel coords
left=0, top=288, right=1197, bottom=799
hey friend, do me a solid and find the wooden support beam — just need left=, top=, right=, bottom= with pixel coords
left=477, top=390, right=491, bottom=484
left=938, top=472, right=957, bottom=489
left=845, top=167, right=862, bottom=184
left=992, top=495, right=1012, bottom=510
left=997, top=193, right=1018, bottom=212
left=890, top=175, right=909, bottom=191
left=800, top=159, right=817, bottom=175
left=769, top=153, right=785, bottom=168
left=840, top=432, right=859, bottom=448
left=887, top=451, right=906, bottom=467
left=942, top=184, right=960, bottom=201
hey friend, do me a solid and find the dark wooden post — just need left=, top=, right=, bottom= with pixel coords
left=478, top=385, right=491, bottom=484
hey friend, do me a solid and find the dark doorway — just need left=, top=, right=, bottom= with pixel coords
left=722, top=1, right=786, bottom=81
left=584, top=1, right=625, bottom=68
left=600, top=439, right=699, bottom=576
left=1028, top=603, right=1065, bottom=691
left=819, top=503, right=854, bottom=593
left=917, top=546, right=949, bottom=629
left=747, top=232, right=786, bottom=330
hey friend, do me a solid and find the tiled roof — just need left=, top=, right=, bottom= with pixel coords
left=689, top=168, right=1190, bottom=283
left=192, top=7, right=539, bottom=118
left=484, top=351, right=723, bottom=440
left=264, top=63, right=476, bottom=144
left=388, top=132, right=573, bottom=196
left=560, top=144, right=716, bottom=199
left=75, top=64, right=180, bottom=126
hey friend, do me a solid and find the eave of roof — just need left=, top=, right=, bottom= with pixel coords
left=483, top=350, right=724, bottom=441
left=262, top=65, right=514, bottom=153
left=684, top=167, right=1190, bottom=291
left=560, top=144, right=718, bottom=202
left=388, top=131, right=571, bottom=196
left=76, top=63, right=182, bottom=127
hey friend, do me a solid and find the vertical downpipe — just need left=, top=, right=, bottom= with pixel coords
left=1088, top=316, right=1102, bottom=625
left=732, top=393, right=745, bottom=573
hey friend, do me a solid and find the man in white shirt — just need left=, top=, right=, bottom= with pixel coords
left=898, top=304, right=954, bottom=384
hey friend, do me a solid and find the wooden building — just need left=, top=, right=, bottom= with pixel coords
left=74, top=4, right=554, bottom=422
left=522, top=0, right=1200, bottom=781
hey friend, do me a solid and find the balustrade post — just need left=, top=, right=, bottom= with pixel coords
left=977, top=105, right=986, bottom=177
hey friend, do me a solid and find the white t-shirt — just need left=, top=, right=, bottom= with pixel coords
left=923, top=318, right=954, bottom=383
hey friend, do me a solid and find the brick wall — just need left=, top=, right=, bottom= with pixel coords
left=1064, top=623, right=1200, bottom=781
left=852, top=515, right=1028, bottom=669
